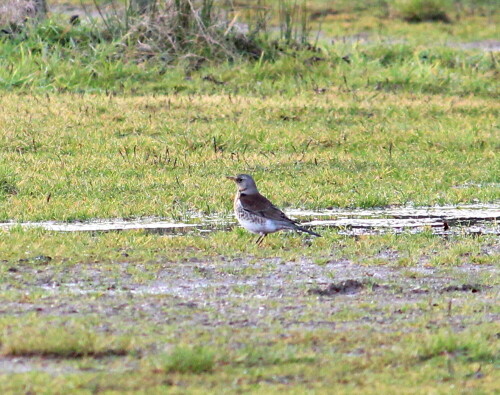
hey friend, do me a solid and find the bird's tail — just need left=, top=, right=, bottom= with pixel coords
left=295, top=225, right=321, bottom=237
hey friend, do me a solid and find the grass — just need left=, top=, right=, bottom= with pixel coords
left=393, top=0, right=452, bottom=23
left=0, top=318, right=133, bottom=358
left=417, top=328, right=498, bottom=362
left=0, top=92, right=498, bottom=222
left=0, top=224, right=498, bottom=266
left=152, top=346, right=215, bottom=374
left=0, top=166, right=18, bottom=199
left=0, top=0, right=498, bottom=393
left=0, top=0, right=498, bottom=94
left=0, top=28, right=497, bottom=96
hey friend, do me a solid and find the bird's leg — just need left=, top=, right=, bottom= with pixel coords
left=256, top=234, right=267, bottom=246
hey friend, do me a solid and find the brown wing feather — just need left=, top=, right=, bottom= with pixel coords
left=239, top=193, right=297, bottom=224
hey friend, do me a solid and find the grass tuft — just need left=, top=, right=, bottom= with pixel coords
left=116, top=0, right=265, bottom=62
left=0, top=167, right=18, bottom=199
left=394, top=0, right=451, bottom=23
left=154, top=346, right=215, bottom=374
left=236, top=346, right=315, bottom=367
left=417, top=329, right=497, bottom=362
left=1, top=321, right=132, bottom=358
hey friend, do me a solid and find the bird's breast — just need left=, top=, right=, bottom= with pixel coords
left=233, top=196, right=280, bottom=234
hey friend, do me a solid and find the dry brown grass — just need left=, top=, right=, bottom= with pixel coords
left=119, top=0, right=261, bottom=62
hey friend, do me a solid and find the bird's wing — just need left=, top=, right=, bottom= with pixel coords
left=239, top=193, right=297, bottom=224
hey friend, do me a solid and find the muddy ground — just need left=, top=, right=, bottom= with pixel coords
left=1, top=253, right=498, bottom=374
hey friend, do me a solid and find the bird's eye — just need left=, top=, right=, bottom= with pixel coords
left=236, top=178, right=242, bottom=182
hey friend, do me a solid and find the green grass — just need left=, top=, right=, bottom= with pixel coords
left=0, top=0, right=498, bottom=94
left=151, top=347, right=216, bottom=374
left=0, top=224, right=498, bottom=266
left=0, top=91, right=498, bottom=222
left=393, top=0, right=452, bottom=23
left=0, top=165, right=18, bottom=199
left=0, top=317, right=133, bottom=358
left=0, top=1, right=498, bottom=393
left=0, top=29, right=497, bottom=96
left=417, top=328, right=498, bottom=362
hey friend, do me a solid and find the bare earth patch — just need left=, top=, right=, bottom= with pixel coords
left=3, top=258, right=498, bottom=335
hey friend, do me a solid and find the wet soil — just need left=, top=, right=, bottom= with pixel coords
left=4, top=257, right=498, bottom=325
left=1, top=254, right=498, bottom=374
left=308, top=279, right=367, bottom=295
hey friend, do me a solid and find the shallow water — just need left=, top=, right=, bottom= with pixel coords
left=0, top=204, right=498, bottom=236
left=294, top=204, right=500, bottom=235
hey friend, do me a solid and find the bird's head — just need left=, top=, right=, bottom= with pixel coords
left=226, top=174, right=258, bottom=194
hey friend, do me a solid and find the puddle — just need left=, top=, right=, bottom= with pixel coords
left=451, top=40, right=500, bottom=52
left=0, top=204, right=498, bottom=236
left=0, top=216, right=231, bottom=235
left=295, top=204, right=500, bottom=235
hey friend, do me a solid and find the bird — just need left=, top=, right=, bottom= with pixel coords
left=227, top=174, right=321, bottom=245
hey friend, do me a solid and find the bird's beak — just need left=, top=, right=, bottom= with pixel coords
left=226, top=176, right=236, bottom=181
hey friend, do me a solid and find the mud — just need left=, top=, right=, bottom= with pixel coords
left=440, top=283, right=483, bottom=293
left=308, top=279, right=367, bottom=295
left=5, top=257, right=498, bottom=306
left=1, top=256, right=498, bottom=374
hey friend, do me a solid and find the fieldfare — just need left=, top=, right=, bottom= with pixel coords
left=227, top=174, right=321, bottom=245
